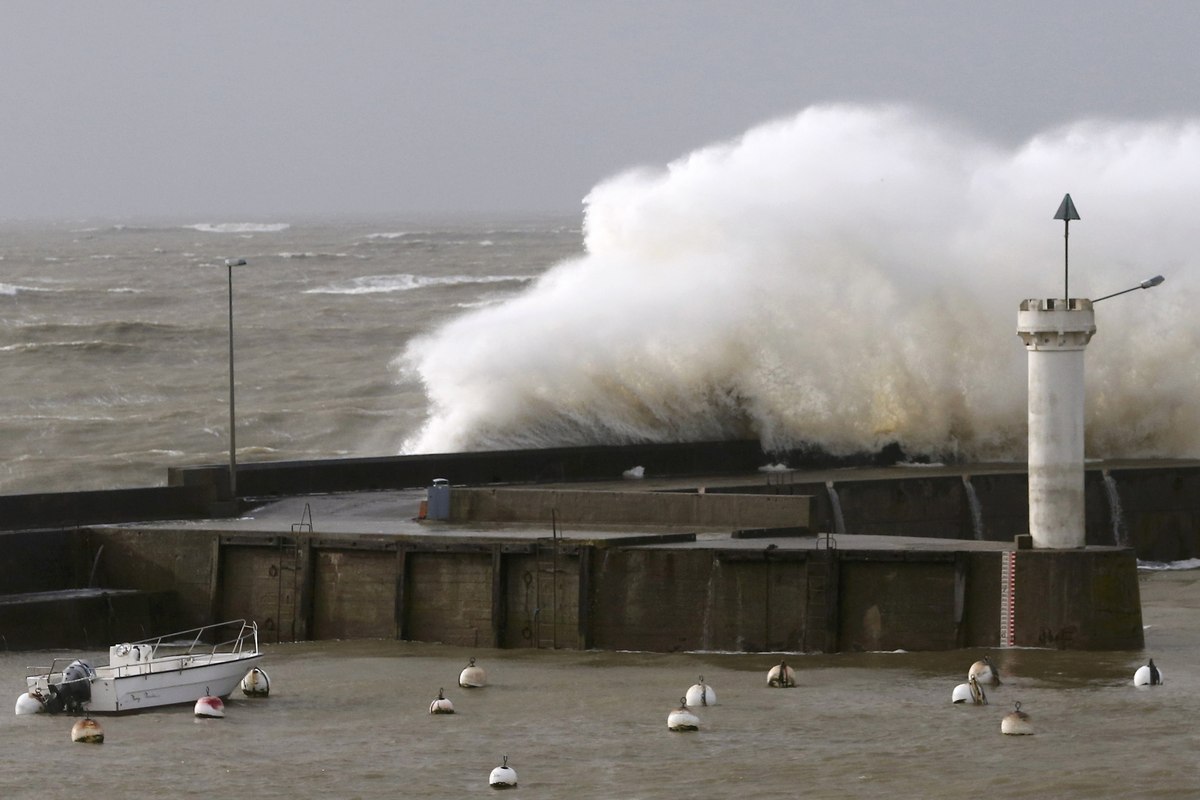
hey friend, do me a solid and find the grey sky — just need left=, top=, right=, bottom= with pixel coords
left=3, top=1, right=1199, bottom=221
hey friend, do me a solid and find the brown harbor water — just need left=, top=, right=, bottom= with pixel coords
left=2, top=568, right=1197, bottom=799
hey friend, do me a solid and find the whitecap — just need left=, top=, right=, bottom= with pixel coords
left=186, top=222, right=290, bottom=234
left=1138, top=558, right=1200, bottom=571
left=304, top=274, right=531, bottom=296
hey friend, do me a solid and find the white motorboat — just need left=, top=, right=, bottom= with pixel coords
left=19, top=619, right=263, bottom=714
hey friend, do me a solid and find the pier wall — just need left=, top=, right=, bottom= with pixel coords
left=448, top=487, right=811, bottom=530
left=166, top=448, right=1200, bottom=562
left=4, top=523, right=1142, bottom=653
left=728, top=465, right=1200, bottom=561
left=30, top=527, right=1017, bottom=653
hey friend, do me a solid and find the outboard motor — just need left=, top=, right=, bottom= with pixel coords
left=46, top=660, right=95, bottom=714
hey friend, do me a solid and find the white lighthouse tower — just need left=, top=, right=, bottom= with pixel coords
left=1016, top=194, right=1094, bottom=549
left=1016, top=295, right=1095, bottom=548
left=1016, top=195, right=1163, bottom=549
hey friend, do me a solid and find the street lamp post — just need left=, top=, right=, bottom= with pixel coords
left=224, top=258, right=247, bottom=498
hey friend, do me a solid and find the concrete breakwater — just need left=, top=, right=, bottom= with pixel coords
left=0, top=442, right=1189, bottom=652
left=1, top=513, right=1142, bottom=654
left=1, top=481, right=1143, bottom=654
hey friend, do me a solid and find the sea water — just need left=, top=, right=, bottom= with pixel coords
left=1, top=568, right=1197, bottom=799
left=0, top=217, right=581, bottom=494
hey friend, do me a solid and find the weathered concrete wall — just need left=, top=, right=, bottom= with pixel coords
left=0, top=530, right=78, bottom=593
left=1, top=524, right=1138, bottom=653
left=586, top=547, right=1002, bottom=653
left=449, top=488, right=811, bottom=530
left=721, top=466, right=1200, bottom=560
left=0, top=589, right=176, bottom=650
left=170, top=440, right=775, bottom=499
left=217, top=541, right=307, bottom=643
left=837, top=556, right=961, bottom=652
left=1105, top=468, right=1200, bottom=562
left=313, top=548, right=398, bottom=640
left=0, top=485, right=217, bottom=531
left=1013, top=549, right=1143, bottom=650
left=502, top=548, right=581, bottom=650
left=81, top=528, right=218, bottom=630
left=403, top=551, right=495, bottom=648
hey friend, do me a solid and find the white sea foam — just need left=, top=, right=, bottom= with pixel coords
left=306, top=274, right=532, bottom=296
left=400, top=104, right=1200, bottom=459
left=1138, top=558, right=1200, bottom=571
left=186, top=222, right=290, bottom=233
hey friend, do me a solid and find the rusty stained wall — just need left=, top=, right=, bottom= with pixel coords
left=502, top=550, right=581, bottom=649
left=1013, top=549, right=1143, bottom=650
left=403, top=551, right=495, bottom=648
left=217, top=543, right=305, bottom=643
left=449, top=488, right=810, bottom=530
left=587, top=549, right=814, bottom=653
left=313, top=548, right=398, bottom=640
left=81, top=528, right=217, bottom=629
left=837, top=557, right=960, bottom=652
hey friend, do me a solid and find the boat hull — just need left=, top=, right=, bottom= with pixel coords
left=95, top=654, right=263, bottom=713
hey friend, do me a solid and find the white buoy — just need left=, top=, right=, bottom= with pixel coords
left=1133, top=659, right=1163, bottom=687
left=15, top=691, right=45, bottom=715
left=240, top=667, right=271, bottom=697
left=459, top=657, right=487, bottom=688
left=952, top=675, right=987, bottom=705
left=1001, top=701, right=1034, bottom=735
left=430, top=688, right=455, bottom=714
left=489, top=755, right=518, bottom=789
left=667, top=697, right=700, bottom=731
left=767, top=660, right=796, bottom=688
left=71, top=716, right=104, bottom=744
left=968, top=656, right=1002, bottom=686
left=685, top=675, right=717, bottom=707
left=194, top=694, right=225, bottom=719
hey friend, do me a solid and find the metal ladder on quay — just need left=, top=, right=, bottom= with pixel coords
left=533, top=514, right=561, bottom=650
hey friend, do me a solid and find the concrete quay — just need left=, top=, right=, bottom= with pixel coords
left=9, top=472, right=1140, bottom=655
left=4, top=441, right=1185, bottom=653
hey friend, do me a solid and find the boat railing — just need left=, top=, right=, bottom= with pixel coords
left=131, top=618, right=259, bottom=660
left=25, top=619, right=260, bottom=683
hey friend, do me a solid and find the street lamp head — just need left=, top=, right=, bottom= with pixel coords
left=1092, top=274, right=1167, bottom=304
left=225, top=258, right=247, bottom=267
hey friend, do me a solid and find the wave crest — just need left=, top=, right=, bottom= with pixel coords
left=399, top=104, right=1200, bottom=460
left=186, top=222, right=290, bottom=234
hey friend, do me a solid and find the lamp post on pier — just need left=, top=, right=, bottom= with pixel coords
left=223, top=258, right=247, bottom=498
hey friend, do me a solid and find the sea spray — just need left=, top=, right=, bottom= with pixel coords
left=399, top=104, right=1200, bottom=460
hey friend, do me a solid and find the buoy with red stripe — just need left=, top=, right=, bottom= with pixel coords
left=194, top=690, right=225, bottom=719
left=71, top=715, right=104, bottom=744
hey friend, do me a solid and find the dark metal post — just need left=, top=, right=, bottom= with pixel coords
left=224, top=258, right=246, bottom=498
left=1054, top=194, right=1080, bottom=306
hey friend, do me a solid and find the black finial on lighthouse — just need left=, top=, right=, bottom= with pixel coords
left=1054, top=194, right=1080, bottom=306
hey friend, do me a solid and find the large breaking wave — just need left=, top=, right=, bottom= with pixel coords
left=398, top=104, right=1200, bottom=460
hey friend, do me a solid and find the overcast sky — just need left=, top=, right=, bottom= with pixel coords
left=3, top=1, right=1200, bottom=221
